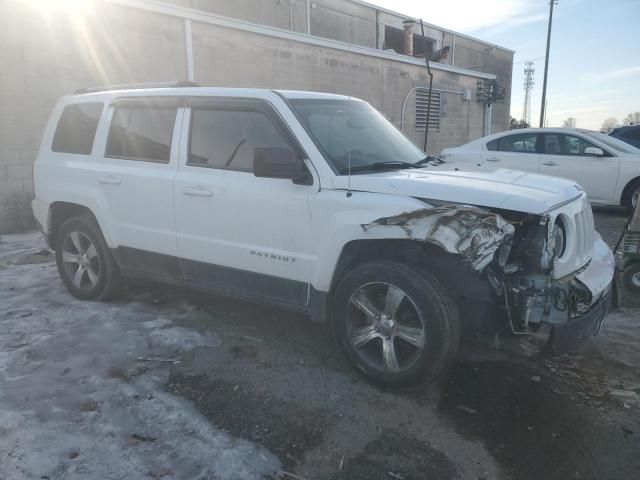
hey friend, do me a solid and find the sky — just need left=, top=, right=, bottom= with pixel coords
left=371, top=0, right=640, bottom=131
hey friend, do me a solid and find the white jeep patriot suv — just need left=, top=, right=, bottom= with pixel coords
left=32, top=83, right=616, bottom=386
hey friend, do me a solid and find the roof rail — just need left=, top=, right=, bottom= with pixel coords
left=74, top=80, right=200, bottom=94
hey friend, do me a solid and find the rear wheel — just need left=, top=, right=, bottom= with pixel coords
left=623, top=263, right=640, bottom=294
left=622, top=179, right=640, bottom=210
left=330, top=260, right=460, bottom=387
left=55, top=216, right=121, bottom=300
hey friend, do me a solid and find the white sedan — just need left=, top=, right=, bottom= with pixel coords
left=440, top=128, right=640, bottom=208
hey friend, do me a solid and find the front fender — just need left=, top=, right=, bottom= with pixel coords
left=308, top=190, right=513, bottom=292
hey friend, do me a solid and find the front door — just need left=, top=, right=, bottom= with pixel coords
left=539, top=133, right=620, bottom=203
left=173, top=98, right=316, bottom=306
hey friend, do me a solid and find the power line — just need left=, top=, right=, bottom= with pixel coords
left=513, top=56, right=545, bottom=65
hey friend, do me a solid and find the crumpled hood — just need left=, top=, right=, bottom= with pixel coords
left=332, top=168, right=583, bottom=214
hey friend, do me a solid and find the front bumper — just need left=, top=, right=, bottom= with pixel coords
left=548, top=287, right=612, bottom=354
left=547, top=233, right=616, bottom=354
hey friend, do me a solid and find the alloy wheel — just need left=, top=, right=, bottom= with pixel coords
left=346, top=282, right=426, bottom=373
left=61, top=231, right=101, bottom=290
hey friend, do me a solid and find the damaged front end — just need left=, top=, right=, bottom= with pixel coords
left=362, top=205, right=516, bottom=271
left=362, top=200, right=616, bottom=354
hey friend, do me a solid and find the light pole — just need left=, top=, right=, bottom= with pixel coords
left=539, top=0, right=557, bottom=128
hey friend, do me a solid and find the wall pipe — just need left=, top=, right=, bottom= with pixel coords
left=451, top=33, right=456, bottom=66
left=184, top=18, right=194, bottom=81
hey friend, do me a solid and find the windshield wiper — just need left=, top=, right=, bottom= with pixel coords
left=413, top=155, right=443, bottom=167
left=341, top=161, right=417, bottom=174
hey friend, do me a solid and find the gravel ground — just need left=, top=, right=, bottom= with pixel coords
left=0, top=209, right=638, bottom=480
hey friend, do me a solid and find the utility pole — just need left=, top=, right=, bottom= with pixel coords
left=522, top=61, right=535, bottom=126
left=539, top=0, right=557, bottom=128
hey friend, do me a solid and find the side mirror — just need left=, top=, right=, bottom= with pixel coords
left=584, top=146, right=604, bottom=156
left=253, top=147, right=311, bottom=184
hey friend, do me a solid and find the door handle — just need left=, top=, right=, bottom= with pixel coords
left=485, top=157, right=500, bottom=162
left=98, top=175, right=121, bottom=185
left=182, top=186, right=213, bottom=197
left=542, top=160, right=557, bottom=166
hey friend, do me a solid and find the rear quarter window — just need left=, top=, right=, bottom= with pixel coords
left=51, top=103, right=104, bottom=155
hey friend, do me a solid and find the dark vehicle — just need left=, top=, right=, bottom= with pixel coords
left=610, top=125, right=640, bottom=149
left=615, top=201, right=640, bottom=293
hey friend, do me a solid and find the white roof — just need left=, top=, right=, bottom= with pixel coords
left=69, top=86, right=362, bottom=102
left=475, top=127, right=600, bottom=143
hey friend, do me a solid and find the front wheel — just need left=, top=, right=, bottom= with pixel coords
left=330, top=261, right=460, bottom=387
left=55, top=216, right=121, bottom=300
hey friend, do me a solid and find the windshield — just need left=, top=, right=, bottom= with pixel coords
left=583, top=130, right=640, bottom=154
left=289, top=98, right=426, bottom=174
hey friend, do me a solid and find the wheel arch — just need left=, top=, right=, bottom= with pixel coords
left=48, top=202, right=101, bottom=250
left=620, top=176, right=640, bottom=207
left=326, top=239, right=497, bottom=331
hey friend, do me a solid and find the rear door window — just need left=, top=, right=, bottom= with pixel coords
left=105, top=107, right=177, bottom=163
left=51, top=103, right=104, bottom=155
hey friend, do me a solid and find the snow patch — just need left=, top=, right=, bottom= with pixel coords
left=0, top=233, right=282, bottom=480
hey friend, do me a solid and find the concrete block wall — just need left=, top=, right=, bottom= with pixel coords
left=190, top=20, right=486, bottom=155
left=186, top=0, right=309, bottom=34
left=311, top=0, right=377, bottom=48
left=172, top=0, right=378, bottom=46
left=0, top=0, right=498, bottom=232
left=0, top=0, right=187, bottom=231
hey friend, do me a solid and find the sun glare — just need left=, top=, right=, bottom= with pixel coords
left=22, top=0, right=95, bottom=15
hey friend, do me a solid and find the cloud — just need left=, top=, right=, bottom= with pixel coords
left=472, top=13, right=547, bottom=38
left=542, top=88, right=640, bottom=130
left=578, top=66, right=640, bottom=84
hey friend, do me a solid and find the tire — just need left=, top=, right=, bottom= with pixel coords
left=55, top=215, right=121, bottom=301
left=622, top=179, right=640, bottom=211
left=330, top=260, right=460, bottom=387
left=623, top=262, right=640, bottom=294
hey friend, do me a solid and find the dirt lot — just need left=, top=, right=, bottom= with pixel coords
left=1, top=209, right=638, bottom=480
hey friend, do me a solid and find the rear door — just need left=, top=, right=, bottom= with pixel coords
left=92, top=97, right=181, bottom=276
left=539, top=132, right=620, bottom=203
left=173, top=97, right=316, bottom=306
left=480, top=132, right=541, bottom=172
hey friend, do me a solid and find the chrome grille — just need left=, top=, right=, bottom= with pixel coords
left=553, top=195, right=595, bottom=279
left=573, top=202, right=594, bottom=261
